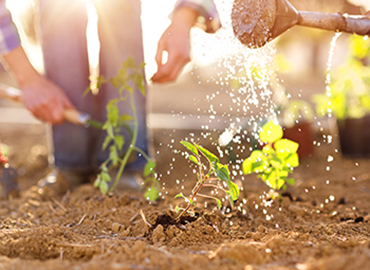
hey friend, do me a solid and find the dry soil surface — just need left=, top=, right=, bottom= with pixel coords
left=1, top=123, right=370, bottom=270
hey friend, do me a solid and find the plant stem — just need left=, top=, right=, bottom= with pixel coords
left=176, top=175, right=208, bottom=220
left=109, top=91, right=138, bottom=193
left=133, top=146, right=151, bottom=162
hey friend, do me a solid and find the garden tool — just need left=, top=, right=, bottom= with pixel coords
left=232, top=0, right=370, bottom=48
left=0, top=84, right=102, bottom=128
left=0, top=143, right=19, bottom=199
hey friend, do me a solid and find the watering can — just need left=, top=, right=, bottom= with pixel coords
left=231, top=0, right=370, bottom=48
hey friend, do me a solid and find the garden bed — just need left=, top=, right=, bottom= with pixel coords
left=1, top=124, right=370, bottom=270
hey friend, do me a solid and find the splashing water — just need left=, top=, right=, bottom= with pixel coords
left=162, top=1, right=347, bottom=220
left=324, top=32, right=343, bottom=112
left=163, top=0, right=283, bottom=216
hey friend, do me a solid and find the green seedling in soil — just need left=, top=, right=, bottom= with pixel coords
left=90, top=58, right=159, bottom=201
left=243, top=121, right=299, bottom=196
left=175, top=141, right=240, bottom=219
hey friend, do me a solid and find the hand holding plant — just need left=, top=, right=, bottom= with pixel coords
left=243, top=121, right=299, bottom=193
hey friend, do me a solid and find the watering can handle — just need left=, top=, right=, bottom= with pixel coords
left=0, top=84, right=91, bottom=126
left=298, top=12, right=370, bottom=36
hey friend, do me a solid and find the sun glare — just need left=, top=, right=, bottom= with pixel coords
left=86, top=3, right=100, bottom=70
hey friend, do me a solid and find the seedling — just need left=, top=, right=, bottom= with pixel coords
left=175, top=141, right=240, bottom=219
left=243, top=121, right=299, bottom=194
left=91, top=58, right=159, bottom=201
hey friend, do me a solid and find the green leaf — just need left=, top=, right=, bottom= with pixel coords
left=103, top=122, right=115, bottom=139
left=144, top=186, right=159, bottom=201
left=107, top=103, right=120, bottom=126
left=285, top=152, right=299, bottom=167
left=270, top=156, right=283, bottom=169
left=267, top=178, right=285, bottom=190
left=93, top=177, right=100, bottom=188
left=137, top=62, right=145, bottom=69
left=109, top=145, right=120, bottom=166
left=144, top=160, right=156, bottom=177
left=180, top=141, right=199, bottom=156
left=285, top=178, right=295, bottom=186
left=243, top=150, right=268, bottom=174
left=189, top=198, right=195, bottom=205
left=100, top=181, right=109, bottom=195
left=189, top=155, right=200, bottom=165
left=175, top=205, right=180, bottom=213
left=174, top=193, right=185, bottom=199
left=133, top=73, right=145, bottom=96
left=194, top=143, right=219, bottom=163
left=215, top=163, right=230, bottom=182
left=102, top=136, right=112, bottom=151
left=274, top=138, right=299, bottom=153
left=119, top=114, right=133, bottom=122
left=242, top=158, right=254, bottom=175
left=215, top=198, right=222, bottom=209
left=138, top=82, right=145, bottom=96
left=227, top=181, right=239, bottom=201
left=100, top=171, right=111, bottom=182
left=259, top=121, right=283, bottom=144
left=114, top=135, right=125, bottom=150
left=279, top=169, right=289, bottom=178
left=123, top=57, right=135, bottom=69
left=262, top=144, right=275, bottom=155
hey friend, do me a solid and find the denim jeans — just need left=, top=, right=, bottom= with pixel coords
left=38, top=0, right=148, bottom=174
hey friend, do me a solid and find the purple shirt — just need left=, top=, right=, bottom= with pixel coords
left=0, top=0, right=21, bottom=54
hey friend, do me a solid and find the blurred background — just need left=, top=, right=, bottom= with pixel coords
left=0, top=0, right=370, bottom=189
left=1, top=0, right=369, bottom=125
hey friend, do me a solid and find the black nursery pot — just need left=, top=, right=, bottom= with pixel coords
left=337, top=114, right=370, bottom=157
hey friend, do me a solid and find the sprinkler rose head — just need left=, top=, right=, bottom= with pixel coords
left=231, top=0, right=299, bottom=48
left=231, top=0, right=277, bottom=48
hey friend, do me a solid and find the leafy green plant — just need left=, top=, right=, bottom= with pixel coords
left=314, top=36, right=370, bottom=120
left=175, top=141, right=240, bottom=219
left=91, top=58, right=159, bottom=200
left=242, top=121, right=299, bottom=193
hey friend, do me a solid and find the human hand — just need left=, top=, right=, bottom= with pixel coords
left=151, top=7, right=198, bottom=83
left=21, top=75, right=74, bottom=125
left=1, top=46, right=73, bottom=125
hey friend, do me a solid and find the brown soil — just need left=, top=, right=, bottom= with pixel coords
left=1, top=123, right=370, bottom=270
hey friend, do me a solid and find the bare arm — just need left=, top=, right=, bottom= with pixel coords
left=1, top=46, right=73, bottom=124
left=151, top=7, right=198, bottom=83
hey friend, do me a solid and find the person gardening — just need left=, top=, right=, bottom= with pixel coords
left=0, top=0, right=221, bottom=196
